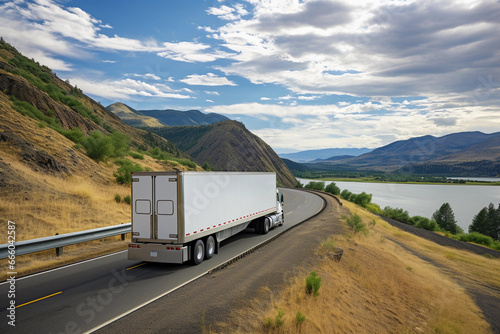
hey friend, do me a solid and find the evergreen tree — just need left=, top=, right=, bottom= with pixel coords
left=469, top=203, right=500, bottom=240
left=469, top=206, right=488, bottom=234
left=432, top=203, right=463, bottom=234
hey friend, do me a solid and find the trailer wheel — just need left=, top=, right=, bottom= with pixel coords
left=193, top=239, right=205, bottom=265
left=205, top=236, right=215, bottom=260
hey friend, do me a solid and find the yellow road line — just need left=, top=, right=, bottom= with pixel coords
left=126, top=262, right=146, bottom=271
left=16, top=291, right=62, bottom=308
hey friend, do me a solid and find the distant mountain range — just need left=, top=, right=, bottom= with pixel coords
left=290, top=131, right=500, bottom=177
left=279, top=148, right=372, bottom=162
left=146, top=121, right=297, bottom=187
left=107, top=102, right=229, bottom=127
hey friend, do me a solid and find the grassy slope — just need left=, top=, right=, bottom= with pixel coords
left=0, top=42, right=201, bottom=278
left=219, top=198, right=498, bottom=333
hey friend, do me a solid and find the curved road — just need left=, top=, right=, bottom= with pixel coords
left=0, top=188, right=324, bottom=333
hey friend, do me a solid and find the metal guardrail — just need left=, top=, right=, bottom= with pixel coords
left=0, top=223, right=131, bottom=259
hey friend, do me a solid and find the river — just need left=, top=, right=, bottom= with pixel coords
left=298, top=178, right=500, bottom=232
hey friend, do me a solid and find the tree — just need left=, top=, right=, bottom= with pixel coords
left=325, top=182, right=340, bottom=195
left=432, top=203, right=463, bottom=234
left=202, top=161, right=212, bottom=171
left=352, top=192, right=372, bottom=207
left=469, top=203, right=500, bottom=241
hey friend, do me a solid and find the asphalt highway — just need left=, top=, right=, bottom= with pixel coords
left=0, top=188, right=324, bottom=333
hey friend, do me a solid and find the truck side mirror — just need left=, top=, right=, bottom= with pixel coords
left=280, top=194, right=284, bottom=204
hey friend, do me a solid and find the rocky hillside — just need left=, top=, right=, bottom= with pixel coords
left=147, top=121, right=298, bottom=187
left=107, top=102, right=229, bottom=127
left=0, top=39, right=199, bottom=241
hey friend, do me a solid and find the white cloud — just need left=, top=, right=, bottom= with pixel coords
left=207, top=4, right=249, bottom=21
left=180, top=73, right=237, bottom=86
left=0, top=0, right=236, bottom=70
left=127, top=73, right=162, bottom=80
left=157, top=42, right=234, bottom=63
left=208, top=100, right=500, bottom=150
left=212, top=0, right=500, bottom=103
left=68, top=77, right=192, bottom=100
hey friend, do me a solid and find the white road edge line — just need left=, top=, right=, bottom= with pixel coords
left=0, top=251, right=128, bottom=285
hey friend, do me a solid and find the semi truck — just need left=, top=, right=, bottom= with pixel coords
left=128, top=171, right=284, bottom=265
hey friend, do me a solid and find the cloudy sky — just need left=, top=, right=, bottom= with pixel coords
left=1, top=0, right=499, bottom=153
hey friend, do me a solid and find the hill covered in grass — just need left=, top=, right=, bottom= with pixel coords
left=0, top=39, right=201, bottom=244
left=146, top=121, right=298, bottom=187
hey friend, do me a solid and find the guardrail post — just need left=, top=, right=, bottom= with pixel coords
left=121, top=223, right=125, bottom=241
left=55, top=233, right=63, bottom=256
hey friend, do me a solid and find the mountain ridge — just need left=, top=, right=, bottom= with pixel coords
left=309, top=131, right=500, bottom=176
left=279, top=148, right=372, bottom=162
left=107, top=102, right=229, bottom=127
left=146, top=121, right=297, bottom=187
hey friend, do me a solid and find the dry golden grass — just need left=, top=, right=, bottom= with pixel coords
left=0, top=155, right=131, bottom=241
left=216, top=199, right=495, bottom=334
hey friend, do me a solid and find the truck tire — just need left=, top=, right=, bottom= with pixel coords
left=262, top=218, right=269, bottom=234
left=205, top=236, right=215, bottom=260
left=255, top=219, right=262, bottom=234
left=193, top=239, right=205, bottom=265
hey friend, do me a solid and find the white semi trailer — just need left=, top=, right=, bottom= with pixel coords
left=128, top=171, right=284, bottom=264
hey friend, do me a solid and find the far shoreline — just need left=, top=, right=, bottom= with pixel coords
left=299, top=177, right=500, bottom=186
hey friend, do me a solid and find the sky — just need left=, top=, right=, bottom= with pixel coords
left=1, top=0, right=499, bottom=153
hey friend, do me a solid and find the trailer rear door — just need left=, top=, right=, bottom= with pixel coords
left=132, top=174, right=178, bottom=241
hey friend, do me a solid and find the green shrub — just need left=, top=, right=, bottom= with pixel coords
left=264, top=310, right=285, bottom=329
left=123, top=195, right=131, bottom=205
left=177, top=158, right=197, bottom=169
left=110, top=131, right=130, bottom=157
left=382, top=206, right=412, bottom=224
left=129, top=152, right=144, bottom=160
left=304, top=181, right=325, bottom=191
left=340, top=189, right=353, bottom=201
left=305, top=271, right=321, bottom=296
left=365, top=203, right=382, bottom=214
left=345, top=213, right=368, bottom=235
left=83, top=130, right=114, bottom=161
left=295, top=311, right=306, bottom=327
left=114, top=194, right=121, bottom=203
left=457, top=232, right=493, bottom=247
left=412, top=216, right=439, bottom=231
left=325, top=182, right=340, bottom=195
left=202, top=161, right=212, bottom=171
left=59, top=127, right=85, bottom=144
left=351, top=191, right=372, bottom=207
left=114, top=159, right=143, bottom=185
